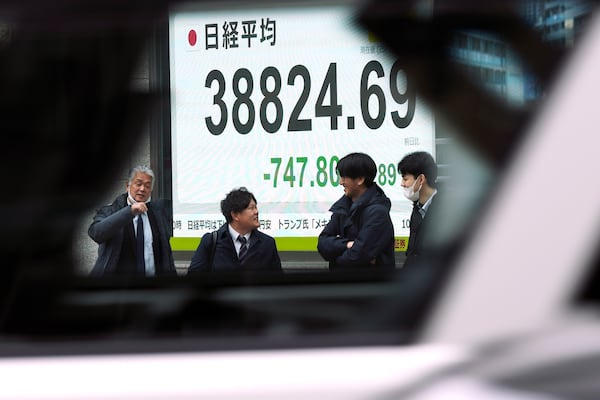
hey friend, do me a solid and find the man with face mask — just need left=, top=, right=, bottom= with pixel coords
left=398, top=151, right=438, bottom=268
left=88, top=166, right=177, bottom=277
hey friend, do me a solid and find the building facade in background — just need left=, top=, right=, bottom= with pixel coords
left=449, top=0, right=593, bottom=104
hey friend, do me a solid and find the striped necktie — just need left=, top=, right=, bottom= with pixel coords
left=237, top=235, right=248, bottom=264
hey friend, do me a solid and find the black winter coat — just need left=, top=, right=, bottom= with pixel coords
left=317, top=184, right=395, bottom=269
left=88, top=193, right=177, bottom=276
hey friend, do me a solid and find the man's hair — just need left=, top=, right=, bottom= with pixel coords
left=397, top=151, right=437, bottom=188
left=221, top=187, right=257, bottom=223
left=127, top=165, right=155, bottom=189
left=336, top=152, right=377, bottom=187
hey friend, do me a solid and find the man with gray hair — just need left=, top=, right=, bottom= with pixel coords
left=88, top=166, right=176, bottom=276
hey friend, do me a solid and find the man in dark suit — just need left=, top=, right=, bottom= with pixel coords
left=188, top=187, right=282, bottom=273
left=398, top=152, right=439, bottom=269
left=88, top=166, right=177, bottom=276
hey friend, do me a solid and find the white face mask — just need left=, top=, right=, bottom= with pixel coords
left=402, top=176, right=422, bottom=202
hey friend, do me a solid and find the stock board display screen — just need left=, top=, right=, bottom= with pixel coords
left=169, top=1, right=435, bottom=250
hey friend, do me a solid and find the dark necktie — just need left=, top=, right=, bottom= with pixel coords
left=407, top=202, right=423, bottom=255
left=237, top=235, right=248, bottom=264
left=410, top=201, right=423, bottom=235
left=136, top=215, right=146, bottom=274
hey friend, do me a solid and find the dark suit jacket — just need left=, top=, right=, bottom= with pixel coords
left=404, top=191, right=440, bottom=269
left=88, top=193, right=176, bottom=276
left=187, top=224, right=282, bottom=273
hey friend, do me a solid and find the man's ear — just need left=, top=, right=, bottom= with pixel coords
left=357, top=176, right=365, bottom=186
